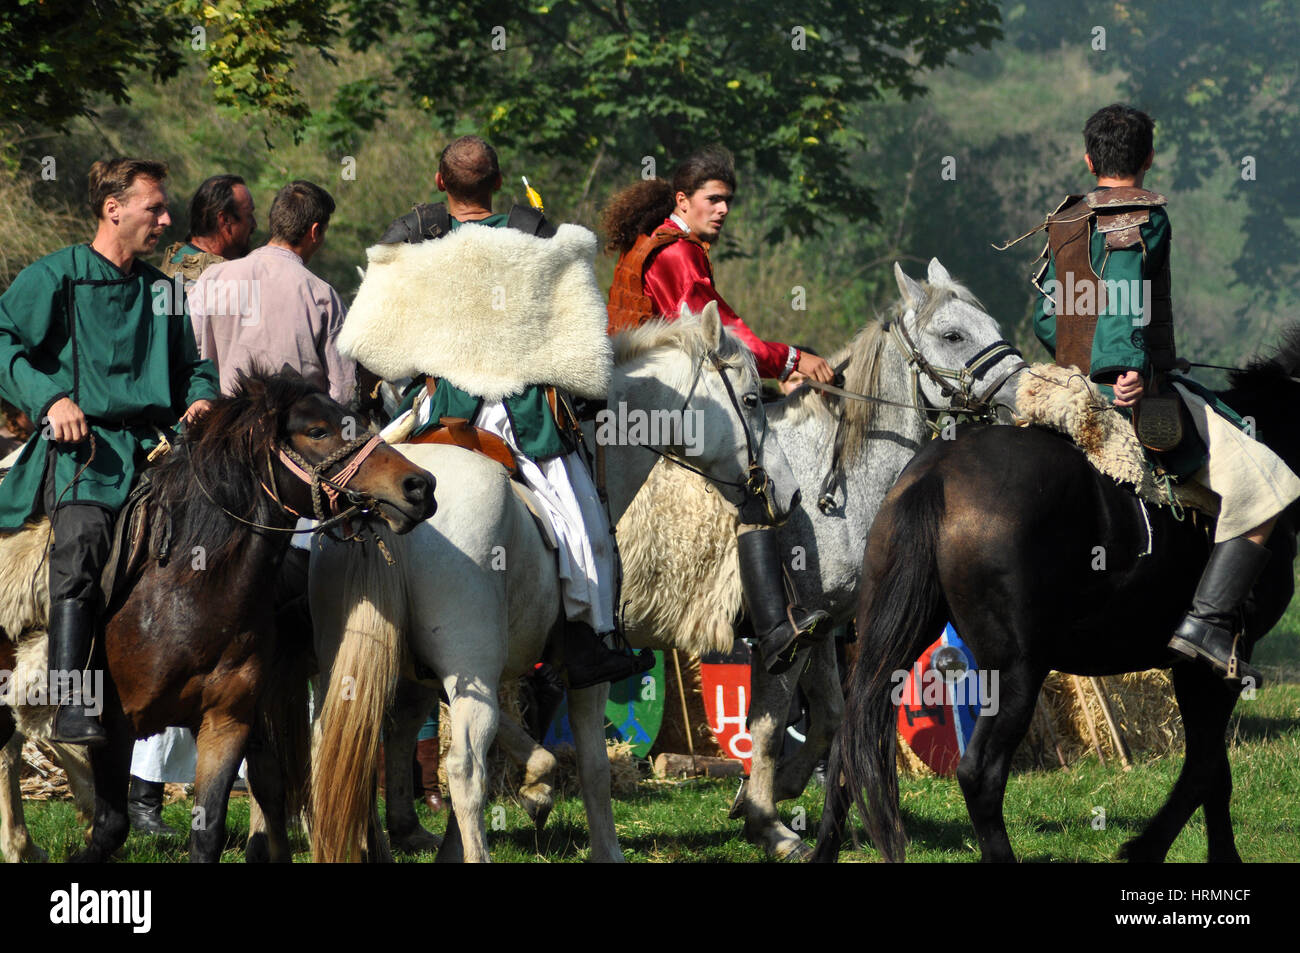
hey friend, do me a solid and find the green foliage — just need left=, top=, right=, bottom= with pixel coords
left=0, top=0, right=339, bottom=136
left=341, top=0, right=1003, bottom=242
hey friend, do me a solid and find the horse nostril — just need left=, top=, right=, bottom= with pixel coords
left=404, top=473, right=431, bottom=502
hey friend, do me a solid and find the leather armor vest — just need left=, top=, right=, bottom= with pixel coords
left=606, top=228, right=711, bottom=335
left=1034, top=187, right=1175, bottom=375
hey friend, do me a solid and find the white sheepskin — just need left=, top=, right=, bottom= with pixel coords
left=616, top=459, right=742, bottom=658
left=340, top=223, right=612, bottom=401
left=1015, top=364, right=1218, bottom=515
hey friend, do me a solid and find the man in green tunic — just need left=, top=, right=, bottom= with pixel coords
left=0, top=157, right=218, bottom=744
left=1027, top=105, right=1300, bottom=686
left=380, top=136, right=653, bottom=690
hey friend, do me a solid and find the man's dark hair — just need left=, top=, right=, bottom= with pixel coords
left=438, top=135, right=501, bottom=202
left=672, top=147, right=736, bottom=199
left=1084, top=104, right=1155, bottom=179
left=187, top=174, right=246, bottom=241
left=268, top=180, right=335, bottom=245
left=87, top=157, right=169, bottom=219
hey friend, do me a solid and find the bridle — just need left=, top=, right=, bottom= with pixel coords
left=192, top=428, right=391, bottom=539
left=884, top=314, right=1026, bottom=432
left=808, top=314, right=1027, bottom=513
left=637, top=349, right=785, bottom=524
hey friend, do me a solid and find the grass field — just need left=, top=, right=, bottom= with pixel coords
left=18, top=677, right=1299, bottom=864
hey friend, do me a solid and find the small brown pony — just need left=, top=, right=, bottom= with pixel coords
left=0, top=368, right=434, bottom=862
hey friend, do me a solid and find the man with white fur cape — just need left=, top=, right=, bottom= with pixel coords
left=341, top=135, right=654, bottom=693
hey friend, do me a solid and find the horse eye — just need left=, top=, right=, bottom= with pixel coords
left=743, top=394, right=759, bottom=409
left=308, top=427, right=329, bottom=439
left=943, top=331, right=963, bottom=343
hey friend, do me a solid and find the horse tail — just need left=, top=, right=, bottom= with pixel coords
left=310, top=538, right=407, bottom=862
left=813, top=473, right=947, bottom=863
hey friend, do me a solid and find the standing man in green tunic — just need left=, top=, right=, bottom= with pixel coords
left=0, top=158, right=219, bottom=744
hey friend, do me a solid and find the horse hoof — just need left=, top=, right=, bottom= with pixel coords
left=391, top=828, right=443, bottom=854
left=1118, top=838, right=1163, bottom=863
left=727, top=780, right=747, bottom=820
left=245, top=833, right=270, bottom=863
left=522, top=788, right=554, bottom=831
left=774, top=838, right=813, bottom=862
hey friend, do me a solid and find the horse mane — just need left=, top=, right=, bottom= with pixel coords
left=779, top=277, right=981, bottom=470
left=147, top=367, right=323, bottom=577
left=612, top=311, right=758, bottom=395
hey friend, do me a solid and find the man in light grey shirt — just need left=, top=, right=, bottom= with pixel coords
left=189, top=179, right=355, bottom=404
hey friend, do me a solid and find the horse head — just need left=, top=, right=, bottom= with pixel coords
left=891, top=258, right=1026, bottom=423
left=189, top=368, right=435, bottom=535
left=607, top=302, right=800, bottom=524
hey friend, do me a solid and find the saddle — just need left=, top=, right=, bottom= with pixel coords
left=99, top=470, right=171, bottom=613
left=405, top=416, right=519, bottom=476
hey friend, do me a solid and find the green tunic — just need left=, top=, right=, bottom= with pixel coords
left=402, top=212, right=572, bottom=461
left=0, top=244, right=219, bottom=527
left=1030, top=198, right=1242, bottom=477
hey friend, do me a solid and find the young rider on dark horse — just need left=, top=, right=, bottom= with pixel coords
left=1018, top=103, right=1300, bottom=687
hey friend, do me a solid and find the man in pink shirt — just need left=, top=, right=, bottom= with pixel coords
left=188, top=180, right=355, bottom=404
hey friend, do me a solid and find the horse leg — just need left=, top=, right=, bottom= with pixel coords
left=568, top=683, right=623, bottom=863
left=774, top=639, right=843, bottom=802
left=52, top=740, right=95, bottom=844
left=443, top=684, right=499, bottom=863
left=244, top=740, right=291, bottom=862
left=383, top=677, right=442, bottom=853
left=190, top=714, right=252, bottom=863
left=740, top=662, right=810, bottom=860
left=1119, top=664, right=1241, bottom=863
left=69, top=699, right=134, bottom=862
left=434, top=806, right=465, bottom=863
left=1, top=725, right=45, bottom=862
left=954, top=662, right=1042, bottom=863
left=494, top=711, right=558, bottom=830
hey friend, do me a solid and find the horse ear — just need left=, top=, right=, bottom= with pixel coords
left=699, top=301, right=722, bottom=349
left=927, top=258, right=952, bottom=286
left=279, top=363, right=306, bottom=382
left=894, top=262, right=925, bottom=310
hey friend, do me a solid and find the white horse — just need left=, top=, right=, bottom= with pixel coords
left=308, top=304, right=801, bottom=862
left=614, top=259, right=1028, bottom=858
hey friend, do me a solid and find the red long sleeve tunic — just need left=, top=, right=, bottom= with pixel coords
left=640, top=220, right=798, bottom=381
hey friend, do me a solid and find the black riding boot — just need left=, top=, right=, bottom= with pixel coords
left=48, top=598, right=107, bottom=746
left=128, top=776, right=180, bottom=836
left=738, top=526, right=830, bottom=674
left=1168, top=537, right=1269, bottom=687
left=561, top=623, right=654, bottom=691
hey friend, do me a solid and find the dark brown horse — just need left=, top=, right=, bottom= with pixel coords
left=814, top=330, right=1300, bottom=863
left=0, top=369, right=434, bottom=862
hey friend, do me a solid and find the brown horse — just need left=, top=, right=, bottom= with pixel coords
left=0, top=369, right=434, bottom=862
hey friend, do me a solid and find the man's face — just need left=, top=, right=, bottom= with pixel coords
left=108, top=177, right=171, bottom=257
left=221, top=184, right=256, bottom=258
left=676, top=179, right=733, bottom=243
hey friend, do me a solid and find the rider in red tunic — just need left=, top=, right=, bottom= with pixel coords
left=603, top=148, right=832, bottom=673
